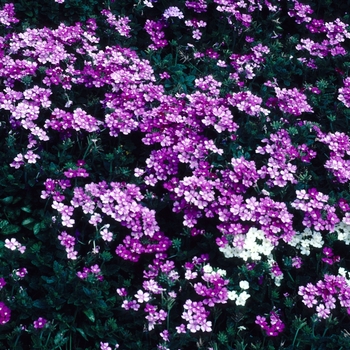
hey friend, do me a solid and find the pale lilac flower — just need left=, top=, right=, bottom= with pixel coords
left=24, top=150, right=40, bottom=164
left=134, top=290, right=151, bottom=303
left=160, top=330, right=169, bottom=341
left=100, top=227, right=113, bottom=241
left=176, top=323, right=186, bottom=333
left=316, top=304, right=330, bottom=319
left=5, top=238, right=19, bottom=250
left=163, top=7, right=184, bottom=19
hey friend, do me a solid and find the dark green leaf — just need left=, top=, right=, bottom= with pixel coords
left=83, top=309, right=95, bottom=323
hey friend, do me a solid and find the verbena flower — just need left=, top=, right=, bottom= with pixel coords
left=33, top=317, right=47, bottom=329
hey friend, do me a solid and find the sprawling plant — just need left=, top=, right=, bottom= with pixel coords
left=1, top=0, right=350, bottom=349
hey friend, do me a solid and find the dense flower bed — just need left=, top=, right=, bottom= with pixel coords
left=1, top=0, right=350, bottom=349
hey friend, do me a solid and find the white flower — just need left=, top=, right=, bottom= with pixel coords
left=219, top=245, right=234, bottom=258
left=217, top=269, right=226, bottom=276
left=227, top=291, right=238, bottom=301
left=239, top=280, right=249, bottom=290
left=335, top=222, right=350, bottom=244
left=203, top=264, right=213, bottom=273
left=236, top=291, right=250, bottom=306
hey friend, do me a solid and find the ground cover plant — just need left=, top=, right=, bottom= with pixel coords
left=1, top=0, right=350, bottom=349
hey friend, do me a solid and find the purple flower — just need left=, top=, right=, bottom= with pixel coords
left=33, top=317, right=47, bottom=329
left=14, top=268, right=28, bottom=279
left=255, top=310, right=284, bottom=336
left=0, top=302, right=11, bottom=324
left=101, top=10, right=131, bottom=38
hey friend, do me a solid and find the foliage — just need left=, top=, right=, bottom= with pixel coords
left=1, top=0, right=350, bottom=349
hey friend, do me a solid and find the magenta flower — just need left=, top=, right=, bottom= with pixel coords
left=0, top=302, right=11, bottom=324
left=33, top=317, right=47, bottom=329
left=255, top=310, right=285, bottom=336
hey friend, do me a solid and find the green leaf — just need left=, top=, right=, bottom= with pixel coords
left=54, top=332, right=68, bottom=346
left=33, top=222, right=41, bottom=235
left=76, top=327, right=89, bottom=341
left=41, top=276, right=56, bottom=284
left=0, top=196, right=13, bottom=204
left=83, top=287, right=92, bottom=297
left=21, top=218, right=35, bottom=229
left=1, top=224, right=20, bottom=235
left=0, top=220, right=9, bottom=229
left=21, top=206, right=32, bottom=213
left=83, top=309, right=95, bottom=323
left=33, top=299, right=49, bottom=309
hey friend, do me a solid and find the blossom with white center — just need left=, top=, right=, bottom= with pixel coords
left=100, top=228, right=113, bottom=242
left=24, top=150, right=40, bottom=164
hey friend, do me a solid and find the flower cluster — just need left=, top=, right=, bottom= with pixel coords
left=291, top=189, right=340, bottom=232
left=144, top=20, right=168, bottom=50
left=180, top=300, right=212, bottom=333
left=163, top=7, right=184, bottom=20
left=321, top=247, right=340, bottom=265
left=229, top=44, right=270, bottom=84
left=266, top=87, right=313, bottom=116
left=288, top=0, right=313, bottom=24
left=338, top=77, right=350, bottom=108
left=288, top=228, right=324, bottom=255
left=4, top=238, right=26, bottom=253
left=0, top=3, right=18, bottom=27
left=77, top=264, right=103, bottom=281
left=185, top=0, right=207, bottom=13
left=334, top=222, right=350, bottom=244
left=296, top=17, right=350, bottom=58
left=100, top=342, right=119, bottom=350
left=315, top=129, right=350, bottom=183
left=193, top=264, right=229, bottom=306
left=228, top=91, right=269, bottom=117
left=255, top=310, right=285, bottom=336
left=101, top=9, right=131, bottom=37
left=58, top=231, right=78, bottom=260
left=219, top=227, right=274, bottom=260
left=298, top=274, right=350, bottom=318
left=228, top=280, right=251, bottom=306
left=256, top=129, right=300, bottom=188
left=2, top=0, right=350, bottom=348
